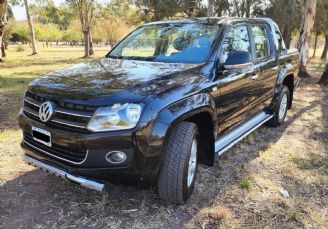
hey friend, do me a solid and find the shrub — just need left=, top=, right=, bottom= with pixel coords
left=240, top=178, right=252, bottom=191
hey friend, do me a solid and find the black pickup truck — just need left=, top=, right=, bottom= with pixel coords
left=19, top=17, right=299, bottom=203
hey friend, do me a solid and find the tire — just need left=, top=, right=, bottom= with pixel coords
left=157, top=121, right=199, bottom=204
left=267, top=85, right=290, bottom=127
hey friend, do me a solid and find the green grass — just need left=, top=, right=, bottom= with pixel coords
left=240, top=178, right=252, bottom=191
left=320, top=160, right=328, bottom=169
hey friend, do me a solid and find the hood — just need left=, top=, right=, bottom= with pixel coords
left=28, top=58, right=201, bottom=106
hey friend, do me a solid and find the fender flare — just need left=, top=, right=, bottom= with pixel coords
left=271, top=63, right=295, bottom=110
left=147, top=93, right=218, bottom=159
left=276, top=63, right=294, bottom=90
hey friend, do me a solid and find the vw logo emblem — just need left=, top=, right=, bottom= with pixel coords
left=39, top=102, right=54, bottom=122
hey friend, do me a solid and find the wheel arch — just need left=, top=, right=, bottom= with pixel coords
left=148, top=93, right=218, bottom=168
left=281, top=74, right=294, bottom=109
left=275, top=64, right=295, bottom=110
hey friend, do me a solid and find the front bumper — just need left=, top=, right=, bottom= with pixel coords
left=22, top=154, right=105, bottom=191
left=18, top=110, right=158, bottom=183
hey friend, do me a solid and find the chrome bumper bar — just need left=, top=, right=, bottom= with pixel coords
left=22, top=154, right=105, bottom=192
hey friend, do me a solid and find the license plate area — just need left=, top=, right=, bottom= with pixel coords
left=32, top=127, right=52, bottom=147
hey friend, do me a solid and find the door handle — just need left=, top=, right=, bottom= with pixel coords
left=250, top=74, right=258, bottom=80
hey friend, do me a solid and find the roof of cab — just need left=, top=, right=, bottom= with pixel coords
left=144, top=17, right=276, bottom=27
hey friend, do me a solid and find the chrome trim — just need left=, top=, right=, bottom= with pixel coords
left=215, top=112, right=273, bottom=156
left=52, top=119, right=86, bottom=129
left=24, top=97, right=41, bottom=107
left=32, top=126, right=52, bottom=147
left=22, top=154, right=104, bottom=192
left=25, top=97, right=92, bottom=118
left=55, top=108, right=92, bottom=118
left=105, top=151, right=127, bottom=164
left=23, top=140, right=88, bottom=165
left=224, top=62, right=252, bottom=70
left=23, top=107, right=39, bottom=117
left=39, top=101, right=55, bottom=122
left=23, top=109, right=86, bottom=129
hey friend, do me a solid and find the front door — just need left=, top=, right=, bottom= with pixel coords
left=214, top=24, right=260, bottom=134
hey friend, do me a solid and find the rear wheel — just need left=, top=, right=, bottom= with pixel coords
left=157, top=122, right=199, bottom=204
left=267, top=86, right=290, bottom=127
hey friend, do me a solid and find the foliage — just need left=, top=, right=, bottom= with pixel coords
left=30, top=3, right=75, bottom=30
left=35, top=23, right=62, bottom=42
left=13, top=22, right=30, bottom=42
left=95, top=16, right=130, bottom=47
left=2, top=18, right=14, bottom=42
left=136, top=0, right=206, bottom=21
left=240, top=178, right=252, bottom=190
left=314, top=0, right=328, bottom=35
left=62, top=29, right=80, bottom=43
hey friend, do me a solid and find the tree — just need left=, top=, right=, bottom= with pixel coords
left=136, top=0, right=180, bottom=21
left=0, top=0, right=7, bottom=61
left=23, top=0, right=38, bottom=54
left=68, top=0, right=96, bottom=57
left=297, top=0, right=317, bottom=78
left=262, top=0, right=302, bottom=49
left=35, top=23, right=63, bottom=46
left=319, top=64, right=328, bottom=85
left=213, top=0, right=230, bottom=17
left=321, top=35, right=328, bottom=59
left=315, top=0, right=328, bottom=59
left=208, top=0, right=214, bottom=16
left=14, top=22, right=30, bottom=43
left=30, top=3, right=75, bottom=30
left=2, top=17, right=14, bottom=56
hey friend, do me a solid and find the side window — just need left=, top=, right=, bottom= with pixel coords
left=274, top=29, right=286, bottom=53
left=220, top=25, right=251, bottom=63
left=251, top=25, right=270, bottom=59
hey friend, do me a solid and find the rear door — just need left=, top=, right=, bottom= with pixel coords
left=215, top=24, right=260, bottom=134
left=249, top=23, right=278, bottom=113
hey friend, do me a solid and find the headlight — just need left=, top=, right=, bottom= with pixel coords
left=87, top=103, right=143, bottom=132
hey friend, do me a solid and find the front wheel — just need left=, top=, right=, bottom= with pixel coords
left=267, top=85, right=290, bottom=127
left=157, top=122, right=199, bottom=204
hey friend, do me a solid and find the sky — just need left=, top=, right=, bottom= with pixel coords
left=12, top=0, right=65, bottom=21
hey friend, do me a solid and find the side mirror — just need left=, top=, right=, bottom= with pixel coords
left=224, top=51, right=252, bottom=70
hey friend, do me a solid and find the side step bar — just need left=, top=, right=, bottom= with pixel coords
left=215, top=112, right=273, bottom=156
left=22, top=154, right=105, bottom=192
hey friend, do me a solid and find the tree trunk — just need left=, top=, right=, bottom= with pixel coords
left=319, top=64, right=328, bottom=85
left=321, top=35, right=328, bottom=59
left=0, top=0, right=7, bottom=62
left=88, top=30, right=94, bottom=56
left=83, top=30, right=90, bottom=57
left=23, top=0, right=38, bottom=55
left=312, top=32, right=319, bottom=58
left=245, top=0, right=251, bottom=18
left=207, top=0, right=214, bottom=17
left=297, top=0, right=317, bottom=78
left=283, top=0, right=295, bottom=49
left=1, top=38, right=5, bottom=57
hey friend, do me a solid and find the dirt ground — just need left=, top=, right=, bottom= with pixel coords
left=0, top=56, right=327, bottom=228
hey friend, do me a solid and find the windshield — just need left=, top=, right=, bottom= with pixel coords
left=107, top=23, right=220, bottom=63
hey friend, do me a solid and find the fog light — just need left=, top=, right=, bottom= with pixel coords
left=106, top=151, right=127, bottom=164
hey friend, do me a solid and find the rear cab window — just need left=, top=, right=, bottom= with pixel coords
left=251, top=25, right=270, bottom=59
